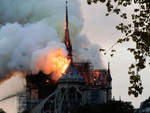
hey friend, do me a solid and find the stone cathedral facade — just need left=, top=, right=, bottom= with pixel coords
left=31, top=63, right=112, bottom=113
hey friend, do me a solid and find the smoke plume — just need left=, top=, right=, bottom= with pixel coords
left=0, top=0, right=103, bottom=78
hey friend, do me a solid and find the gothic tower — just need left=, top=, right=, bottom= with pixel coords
left=64, top=1, right=72, bottom=60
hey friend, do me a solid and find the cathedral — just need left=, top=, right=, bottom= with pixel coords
left=17, top=1, right=112, bottom=113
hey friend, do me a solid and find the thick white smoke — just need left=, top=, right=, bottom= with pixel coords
left=0, top=0, right=103, bottom=76
left=0, top=0, right=82, bottom=36
left=0, top=22, right=68, bottom=76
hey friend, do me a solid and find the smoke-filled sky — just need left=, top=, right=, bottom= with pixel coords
left=0, top=0, right=150, bottom=112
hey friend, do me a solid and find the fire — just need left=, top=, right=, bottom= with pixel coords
left=45, top=48, right=71, bottom=82
left=51, top=54, right=70, bottom=74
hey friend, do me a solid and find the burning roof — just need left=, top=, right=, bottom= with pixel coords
left=58, top=63, right=85, bottom=83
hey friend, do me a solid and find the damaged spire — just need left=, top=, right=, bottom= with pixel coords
left=64, top=0, right=72, bottom=61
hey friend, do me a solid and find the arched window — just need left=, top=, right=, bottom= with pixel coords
left=61, top=87, right=82, bottom=113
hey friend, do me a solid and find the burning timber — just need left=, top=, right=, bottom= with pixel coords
left=17, top=1, right=112, bottom=113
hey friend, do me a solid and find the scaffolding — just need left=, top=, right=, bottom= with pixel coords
left=17, top=93, right=27, bottom=113
left=73, top=62, right=93, bottom=84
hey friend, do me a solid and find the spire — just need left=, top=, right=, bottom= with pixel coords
left=65, top=0, right=72, bottom=61
left=119, top=95, right=122, bottom=101
left=108, top=62, right=110, bottom=73
left=107, top=62, right=112, bottom=82
left=65, top=0, right=69, bottom=30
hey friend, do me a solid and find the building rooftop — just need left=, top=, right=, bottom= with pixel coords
left=58, top=63, right=85, bottom=83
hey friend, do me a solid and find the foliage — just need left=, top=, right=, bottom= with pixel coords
left=0, top=108, right=6, bottom=113
left=73, top=100, right=134, bottom=113
left=87, top=0, right=150, bottom=97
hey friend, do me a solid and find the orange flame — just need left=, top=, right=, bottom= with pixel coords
left=46, top=48, right=71, bottom=82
